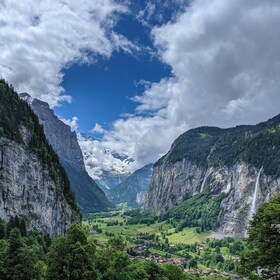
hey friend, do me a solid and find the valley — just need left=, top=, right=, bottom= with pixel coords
left=1, top=79, right=280, bottom=279
left=84, top=209, right=245, bottom=278
left=1, top=1, right=280, bottom=279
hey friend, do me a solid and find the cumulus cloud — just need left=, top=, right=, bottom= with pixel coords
left=78, top=133, right=132, bottom=180
left=91, top=123, right=105, bottom=134
left=3, top=0, right=280, bottom=171
left=99, top=0, right=280, bottom=170
left=0, top=0, right=129, bottom=106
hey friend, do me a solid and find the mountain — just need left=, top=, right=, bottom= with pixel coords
left=0, top=80, right=80, bottom=236
left=144, top=115, right=280, bottom=236
left=26, top=96, right=113, bottom=212
left=78, top=133, right=133, bottom=192
left=108, top=164, right=153, bottom=207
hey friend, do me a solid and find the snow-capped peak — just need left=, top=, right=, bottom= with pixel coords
left=77, top=133, right=134, bottom=191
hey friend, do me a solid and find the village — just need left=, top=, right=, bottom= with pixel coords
left=126, top=245, right=244, bottom=280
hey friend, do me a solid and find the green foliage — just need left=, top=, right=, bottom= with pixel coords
left=0, top=239, right=8, bottom=275
left=106, top=235, right=126, bottom=251
left=3, top=228, right=44, bottom=280
left=239, top=193, right=280, bottom=279
left=155, top=115, right=280, bottom=178
left=126, top=210, right=157, bottom=225
left=0, top=79, right=79, bottom=213
left=6, top=216, right=27, bottom=237
left=160, top=192, right=226, bottom=232
left=140, top=261, right=166, bottom=280
left=0, top=217, right=244, bottom=280
left=155, top=127, right=223, bottom=167
left=0, top=218, right=6, bottom=239
left=188, top=258, right=198, bottom=268
left=46, top=224, right=97, bottom=280
left=162, top=263, right=187, bottom=280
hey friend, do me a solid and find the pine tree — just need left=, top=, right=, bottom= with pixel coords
left=0, top=219, right=6, bottom=239
left=46, top=224, right=97, bottom=280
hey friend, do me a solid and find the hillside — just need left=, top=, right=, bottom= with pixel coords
left=29, top=97, right=113, bottom=212
left=0, top=79, right=80, bottom=236
left=145, top=114, right=280, bottom=236
left=155, top=115, right=280, bottom=176
left=108, top=164, right=153, bottom=207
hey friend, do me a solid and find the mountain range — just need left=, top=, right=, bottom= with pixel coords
left=2, top=78, right=280, bottom=240
left=145, top=114, right=280, bottom=236
left=108, top=164, right=153, bottom=207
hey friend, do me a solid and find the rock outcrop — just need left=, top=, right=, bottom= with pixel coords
left=30, top=98, right=113, bottom=212
left=0, top=136, right=79, bottom=237
left=0, top=80, right=80, bottom=236
left=145, top=115, right=280, bottom=236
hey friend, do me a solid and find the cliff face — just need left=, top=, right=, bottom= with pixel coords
left=30, top=98, right=113, bottom=212
left=145, top=161, right=280, bottom=236
left=144, top=115, right=280, bottom=236
left=32, top=98, right=85, bottom=172
left=108, top=164, right=153, bottom=207
left=0, top=135, right=78, bottom=237
left=0, top=80, right=80, bottom=236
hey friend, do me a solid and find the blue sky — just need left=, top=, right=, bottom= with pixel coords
left=56, top=46, right=171, bottom=135
left=55, top=1, right=180, bottom=136
left=2, top=0, right=280, bottom=169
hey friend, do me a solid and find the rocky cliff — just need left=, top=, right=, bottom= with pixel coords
left=0, top=80, right=80, bottom=236
left=29, top=98, right=113, bottom=212
left=108, top=164, right=153, bottom=207
left=145, top=115, right=280, bottom=236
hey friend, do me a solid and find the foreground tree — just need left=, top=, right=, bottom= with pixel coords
left=162, top=263, right=187, bottom=280
left=239, top=194, right=280, bottom=279
left=4, top=228, right=40, bottom=280
left=46, top=224, right=97, bottom=280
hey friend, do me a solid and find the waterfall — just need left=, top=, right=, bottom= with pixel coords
left=248, top=167, right=263, bottom=221
left=200, top=172, right=208, bottom=193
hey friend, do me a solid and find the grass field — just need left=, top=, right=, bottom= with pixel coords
left=84, top=211, right=243, bottom=275
left=85, top=213, right=211, bottom=248
left=166, top=228, right=211, bottom=244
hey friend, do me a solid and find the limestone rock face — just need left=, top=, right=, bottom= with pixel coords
left=31, top=99, right=84, bottom=172
left=30, top=98, right=113, bottom=212
left=144, top=160, right=204, bottom=214
left=0, top=136, right=79, bottom=237
left=144, top=115, right=280, bottom=236
left=144, top=160, right=280, bottom=236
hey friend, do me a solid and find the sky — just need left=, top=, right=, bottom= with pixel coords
left=1, top=0, right=280, bottom=170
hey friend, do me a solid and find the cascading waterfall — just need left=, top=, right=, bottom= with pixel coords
left=248, top=167, right=263, bottom=221
left=200, top=172, right=208, bottom=193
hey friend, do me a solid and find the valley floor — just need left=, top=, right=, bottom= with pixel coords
left=83, top=210, right=245, bottom=279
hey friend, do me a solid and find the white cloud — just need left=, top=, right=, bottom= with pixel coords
left=3, top=0, right=280, bottom=171
left=98, top=0, right=280, bottom=170
left=78, top=133, right=132, bottom=180
left=60, top=116, right=79, bottom=132
left=91, top=123, right=105, bottom=134
left=0, top=0, right=129, bottom=106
